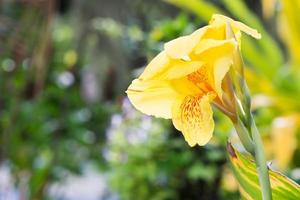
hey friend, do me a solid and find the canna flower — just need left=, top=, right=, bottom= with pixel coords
left=126, top=14, right=260, bottom=147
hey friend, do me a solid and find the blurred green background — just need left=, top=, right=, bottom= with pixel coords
left=0, top=0, right=299, bottom=199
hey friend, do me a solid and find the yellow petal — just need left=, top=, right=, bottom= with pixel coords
left=210, top=14, right=261, bottom=39
left=139, top=51, right=169, bottom=80
left=164, top=27, right=208, bottom=59
left=213, top=56, right=233, bottom=100
left=126, top=77, right=200, bottom=119
left=126, top=79, right=178, bottom=119
left=194, top=39, right=237, bottom=62
left=171, top=97, right=184, bottom=131
left=161, top=60, right=204, bottom=80
left=202, top=23, right=226, bottom=40
left=172, top=93, right=216, bottom=146
left=171, top=76, right=202, bottom=96
left=194, top=38, right=236, bottom=56
left=140, top=51, right=204, bottom=80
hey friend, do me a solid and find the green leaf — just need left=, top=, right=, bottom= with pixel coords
left=163, top=0, right=222, bottom=22
left=227, top=143, right=300, bottom=200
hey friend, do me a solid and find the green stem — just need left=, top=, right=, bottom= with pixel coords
left=233, top=119, right=254, bottom=154
left=233, top=114, right=272, bottom=200
left=250, top=114, right=272, bottom=200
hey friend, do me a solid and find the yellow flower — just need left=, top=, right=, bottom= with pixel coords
left=126, top=14, right=260, bottom=147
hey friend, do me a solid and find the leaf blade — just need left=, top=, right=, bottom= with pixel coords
left=227, top=143, right=300, bottom=200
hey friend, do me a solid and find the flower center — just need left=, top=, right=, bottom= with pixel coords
left=187, top=65, right=214, bottom=94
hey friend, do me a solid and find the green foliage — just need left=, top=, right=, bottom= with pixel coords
left=227, top=143, right=300, bottom=200
left=105, top=100, right=230, bottom=200
left=164, top=0, right=222, bottom=22
left=0, top=3, right=111, bottom=199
